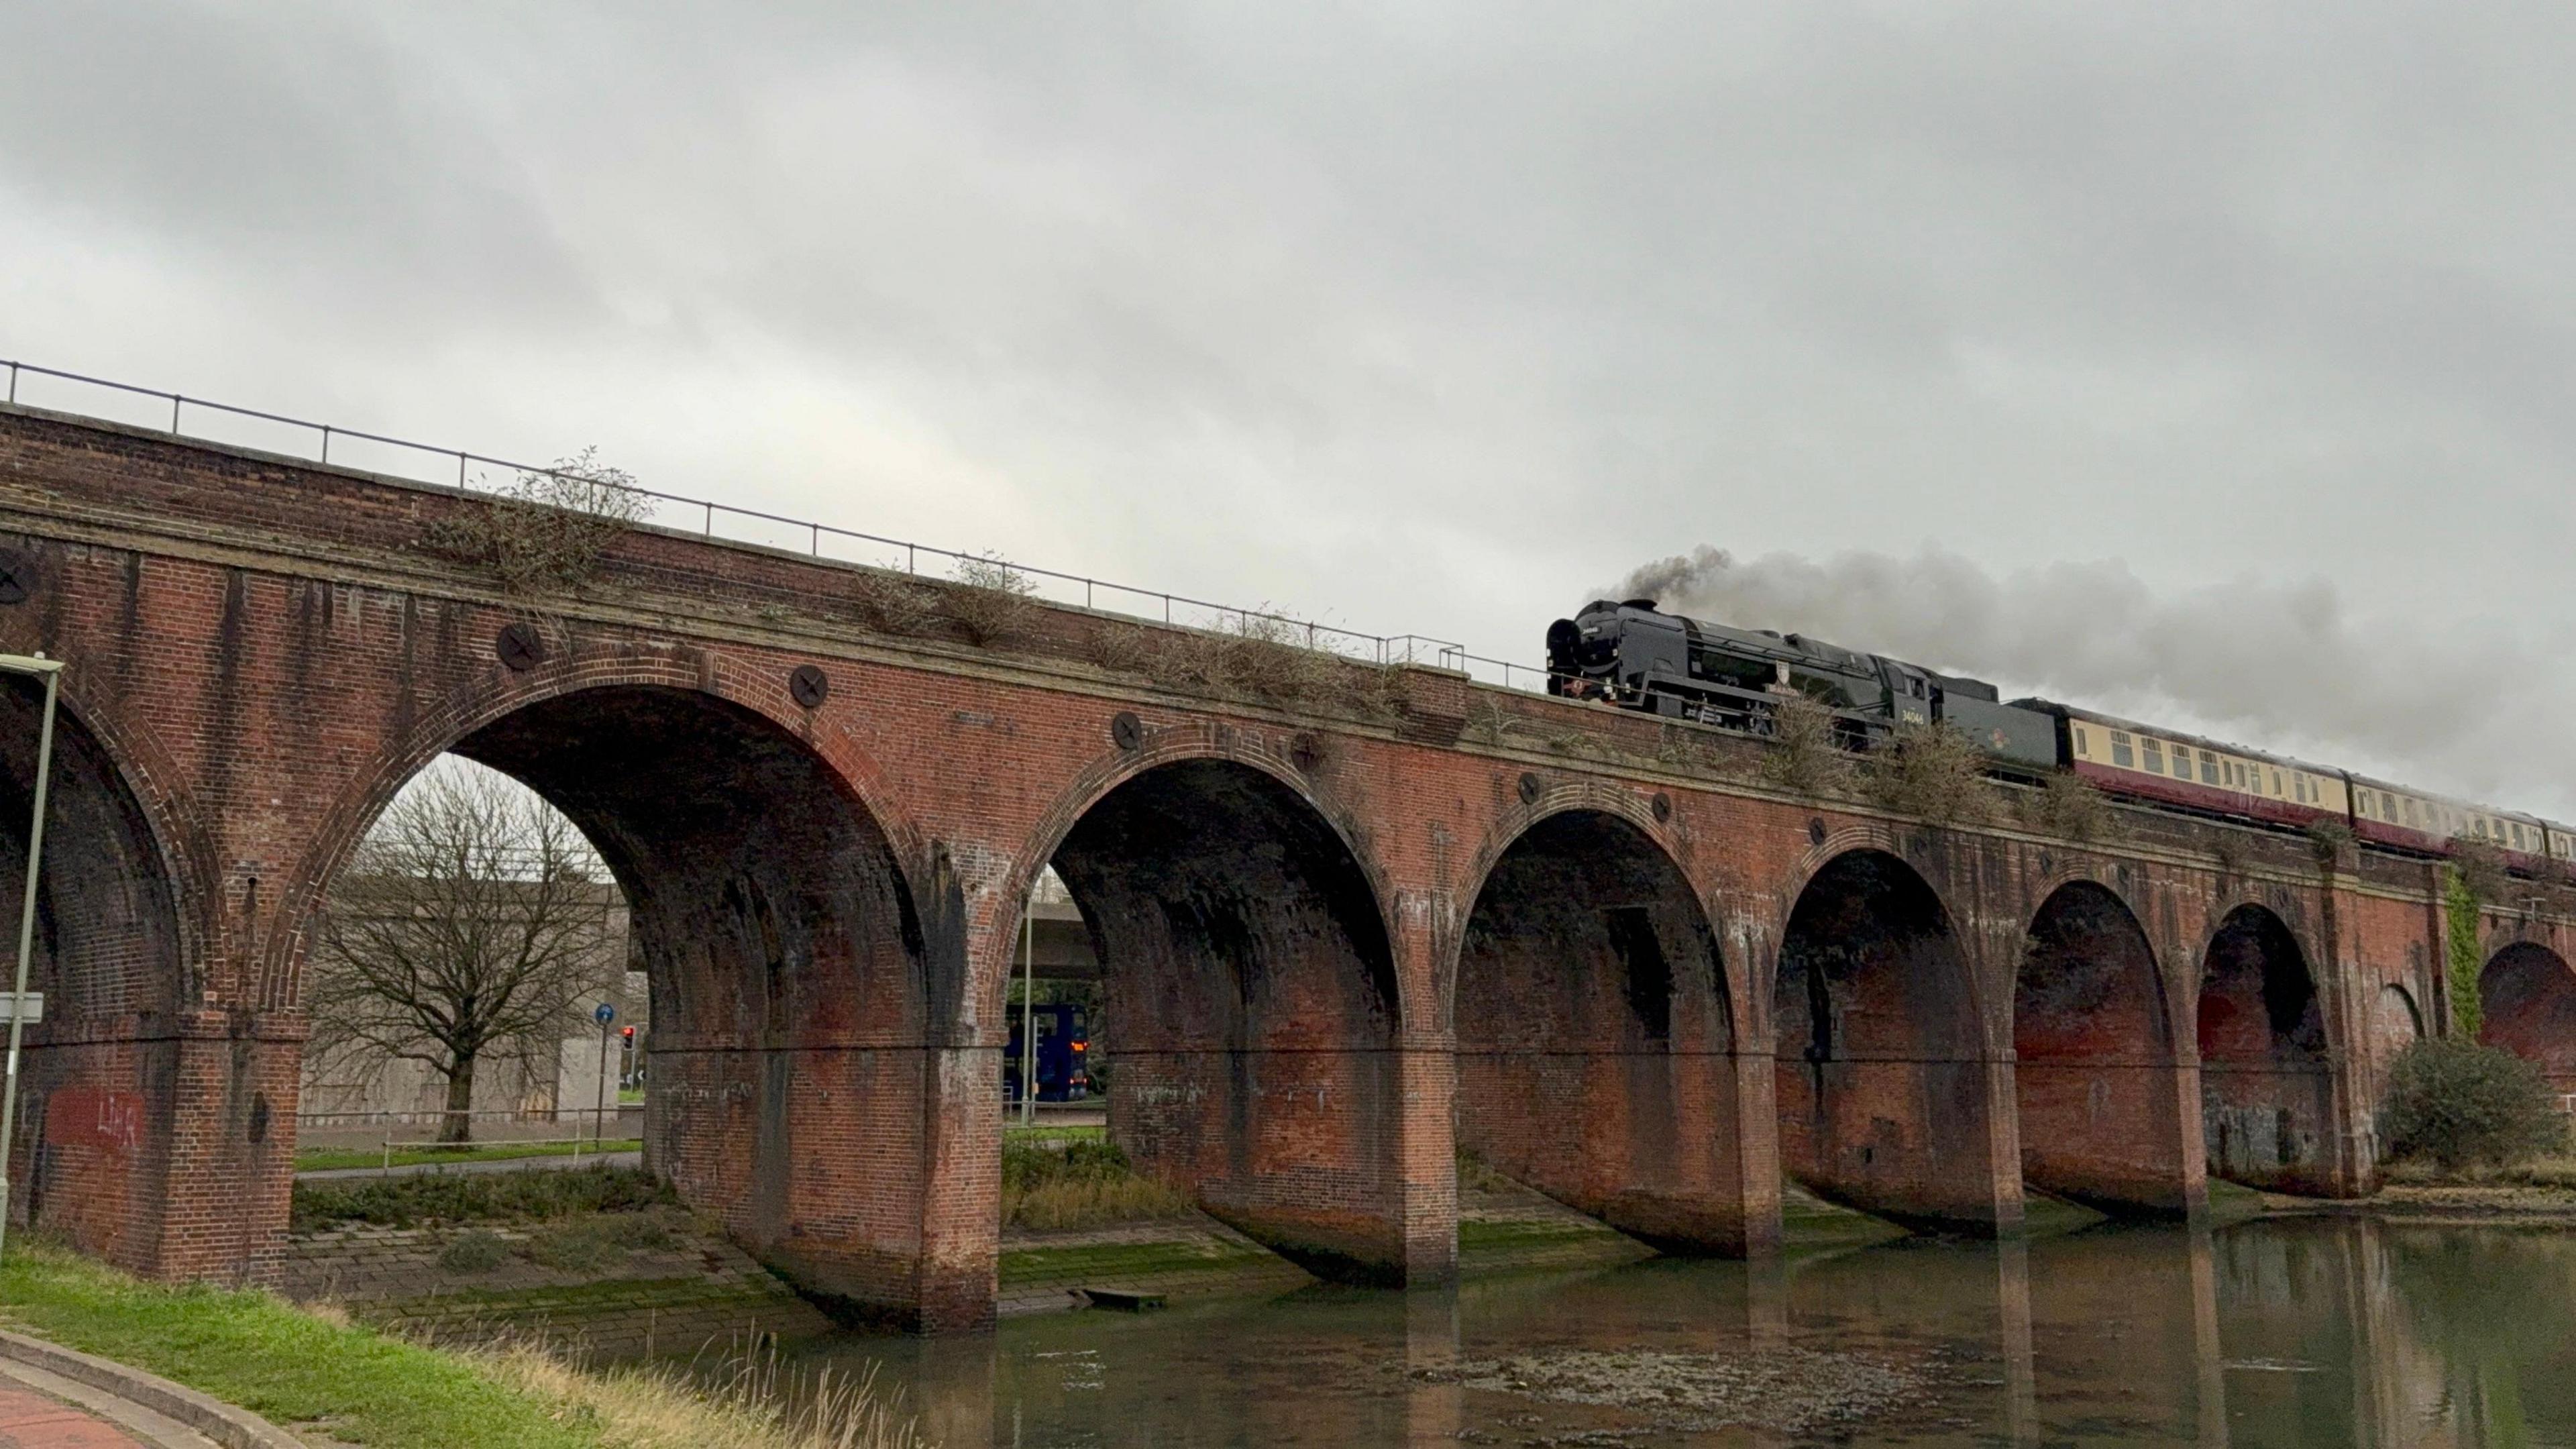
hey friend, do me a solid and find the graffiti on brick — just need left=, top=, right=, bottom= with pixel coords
left=46, top=1085, right=146, bottom=1157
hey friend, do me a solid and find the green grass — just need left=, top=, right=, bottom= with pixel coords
left=0, top=1242, right=596, bottom=1448
left=292, top=1166, right=676, bottom=1233
left=998, top=1238, right=1276, bottom=1285
left=297, top=1139, right=643, bottom=1173
left=1003, top=1123, right=1105, bottom=1144
left=1000, top=1136, right=1191, bottom=1229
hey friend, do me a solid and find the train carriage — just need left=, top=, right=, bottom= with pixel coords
left=2039, top=702, right=2347, bottom=830
left=2346, top=773, right=2552, bottom=871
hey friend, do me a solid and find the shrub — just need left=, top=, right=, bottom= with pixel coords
left=1758, top=694, right=1855, bottom=798
left=426, top=447, right=647, bottom=592
left=2029, top=771, right=2110, bottom=841
left=849, top=569, right=938, bottom=636
left=2306, top=818, right=2355, bottom=862
left=292, top=1166, right=674, bottom=1233
left=1865, top=720, right=1991, bottom=824
left=944, top=553, right=1040, bottom=645
left=435, top=1228, right=512, bottom=1273
left=2379, top=1037, right=2568, bottom=1175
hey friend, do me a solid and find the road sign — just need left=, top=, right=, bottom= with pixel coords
left=594, top=1002, right=617, bottom=1026
left=0, top=991, right=40, bottom=1024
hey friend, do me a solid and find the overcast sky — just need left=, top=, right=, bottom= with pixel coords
left=5, top=3, right=2572, bottom=813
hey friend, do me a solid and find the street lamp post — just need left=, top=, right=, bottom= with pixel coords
left=0, top=653, right=64, bottom=1263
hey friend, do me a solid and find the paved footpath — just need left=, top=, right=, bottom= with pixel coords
left=0, top=1358, right=218, bottom=1449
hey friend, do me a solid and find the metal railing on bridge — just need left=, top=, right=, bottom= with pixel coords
left=2, top=358, right=1558, bottom=693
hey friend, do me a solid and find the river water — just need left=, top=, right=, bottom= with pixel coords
left=798, top=1218, right=2575, bottom=1447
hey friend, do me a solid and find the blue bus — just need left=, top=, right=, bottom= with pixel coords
left=1004, top=1004, right=1091, bottom=1103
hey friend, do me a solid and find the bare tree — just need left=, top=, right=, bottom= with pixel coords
left=307, top=764, right=618, bottom=1142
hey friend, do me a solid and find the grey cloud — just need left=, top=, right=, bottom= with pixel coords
left=2, top=1, right=2573, bottom=809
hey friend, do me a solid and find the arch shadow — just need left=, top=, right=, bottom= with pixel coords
left=0, top=678, right=191, bottom=1271
left=1049, top=757, right=1406, bottom=1283
left=2197, top=903, right=2332, bottom=1193
left=1454, top=808, right=1748, bottom=1254
left=2013, top=880, right=2196, bottom=1217
left=1773, top=848, right=2012, bottom=1233
left=2479, top=943, right=2576, bottom=1093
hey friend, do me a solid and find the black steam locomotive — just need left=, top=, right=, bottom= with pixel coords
left=1544, top=598, right=2058, bottom=769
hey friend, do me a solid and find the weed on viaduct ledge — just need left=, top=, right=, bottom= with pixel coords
left=4, top=402, right=2576, bottom=1332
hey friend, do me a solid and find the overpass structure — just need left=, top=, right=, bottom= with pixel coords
left=2, top=396, right=2573, bottom=1334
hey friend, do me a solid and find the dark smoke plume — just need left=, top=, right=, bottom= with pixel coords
left=1609, top=545, right=2570, bottom=816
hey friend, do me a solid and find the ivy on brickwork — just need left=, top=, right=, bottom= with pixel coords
left=2445, top=864, right=2484, bottom=1039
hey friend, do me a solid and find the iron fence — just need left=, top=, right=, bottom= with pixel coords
left=3, top=357, right=1556, bottom=692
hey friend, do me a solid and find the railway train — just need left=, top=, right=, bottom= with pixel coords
left=1545, top=597, right=2573, bottom=873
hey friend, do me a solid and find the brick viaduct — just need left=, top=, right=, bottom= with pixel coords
left=4, top=402, right=2574, bottom=1334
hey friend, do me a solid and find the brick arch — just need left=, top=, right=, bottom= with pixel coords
left=2479, top=941, right=2576, bottom=1093
left=0, top=676, right=213, bottom=1269
left=9, top=675, right=224, bottom=994
left=1007, top=718, right=1411, bottom=1283
left=987, top=716, right=1400, bottom=1031
left=2012, top=878, right=2195, bottom=1216
left=260, top=639, right=968, bottom=1327
left=1449, top=791, right=1750, bottom=1253
left=1446, top=780, right=1729, bottom=1034
left=258, top=643, right=925, bottom=1010
left=2196, top=900, right=2335, bottom=1192
left=1770, top=843, right=2009, bottom=1232
left=1762, top=827, right=1988, bottom=1024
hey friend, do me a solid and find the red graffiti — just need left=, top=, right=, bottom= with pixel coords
left=45, top=1086, right=145, bottom=1156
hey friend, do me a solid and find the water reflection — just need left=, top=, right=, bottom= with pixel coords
left=795, top=1219, right=2576, bottom=1446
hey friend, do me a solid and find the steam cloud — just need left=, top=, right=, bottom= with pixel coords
left=1610, top=545, right=2571, bottom=817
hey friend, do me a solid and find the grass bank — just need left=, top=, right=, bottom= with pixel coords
left=0, top=1242, right=924, bottom=1448
left=1002, top=1136, right=1189, bottom=1231
left=297, top=1139, right=643, bottom=1173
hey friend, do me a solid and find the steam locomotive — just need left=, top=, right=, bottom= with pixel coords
left=1545, top=597, right=2573, bottom=873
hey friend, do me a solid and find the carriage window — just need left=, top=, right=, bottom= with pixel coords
left=2074, top=726, right=2089, bottom=756
left=2201, top=753, right=2220, bottom=785
left=2141, top=739, right=2163, bottom=773
left=2270, top=769, right=2284, bottom=796
left=2356, top=788, right=2372, bottom=815
left=2110, top=731, right=2133, bottom=767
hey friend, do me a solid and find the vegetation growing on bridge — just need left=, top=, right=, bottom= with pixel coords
left=427, top=447, right=647, bottom=592
left=946, top=551, right=1042, bottom=644
left=1864, top=719, right=1993, bottom=825
left=1756, top=694, right=1855, bottom=796
left=2445, top=865, right=2487, bottom=1038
